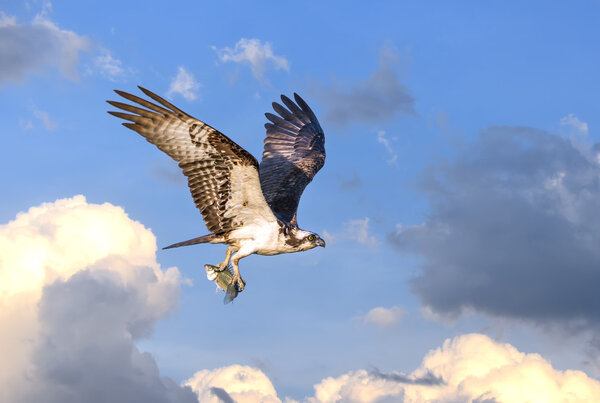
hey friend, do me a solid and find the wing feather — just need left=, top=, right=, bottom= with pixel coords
left=108, top=87, right=276, bottom=235
left=259, top=93, right=325, bottom=224
left=114, top=89, right=172, bottom=115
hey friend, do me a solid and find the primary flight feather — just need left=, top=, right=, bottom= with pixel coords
left=107, top=87, right=326, bottom=299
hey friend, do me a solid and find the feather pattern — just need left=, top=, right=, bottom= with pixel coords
left=107, top=86, right=276, bottom=235
left=259, top=93, right=325, bottom=224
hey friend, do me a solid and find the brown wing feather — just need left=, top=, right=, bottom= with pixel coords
left=107, top=87, right=274, bottom=235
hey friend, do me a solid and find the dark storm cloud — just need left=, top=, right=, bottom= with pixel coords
left=312, top=49, right=415, bottom=126
left=369, top=368, right=444, bottom=386
left=15, top=269, right=197, bottom=403
left=390, top=126, right=600, bottom=327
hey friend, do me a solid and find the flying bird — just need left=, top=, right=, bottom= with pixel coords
left=107, top=87, right=326, bottom=299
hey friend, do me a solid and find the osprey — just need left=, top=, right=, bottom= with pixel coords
left=107, top=87, right=326, bottom=297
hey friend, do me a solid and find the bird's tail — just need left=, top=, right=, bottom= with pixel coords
left=163, top=234, right=217, bottom=249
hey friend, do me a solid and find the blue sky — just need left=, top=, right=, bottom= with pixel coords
left=2, top=1, right=600, bottom=402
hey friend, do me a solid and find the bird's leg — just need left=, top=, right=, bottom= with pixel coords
left=215, top=246, right=238, bottom=271
left=230, top=254, right=247, bottom=292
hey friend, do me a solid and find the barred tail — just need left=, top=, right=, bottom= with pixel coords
left=163, top=234, right=216, bottom=249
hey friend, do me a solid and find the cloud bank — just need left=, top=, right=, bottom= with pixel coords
left=4, top=194, right=598, bottom=402
left=178, top=334, right=600, bottom=402
left=0, top=195, right=196, bottom=402
left=390, top=125, right=600, bottom=330
left=180, top=334, right=597, bottom=402
left=302, top=333, right=600, bottom=403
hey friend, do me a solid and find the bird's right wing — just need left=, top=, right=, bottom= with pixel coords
left=107, top=87, right=277, bottom=235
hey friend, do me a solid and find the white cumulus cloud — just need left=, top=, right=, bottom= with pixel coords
left=304, top=333, right=600, bottom=403
left=357, top=306, right=406, bottom=328
left=185, top=365, right=280, bottom=403
left=213, top=38, right=289, bottom=81
left=0, top=195, right=196, bottom=403
left=167, top=66, right=201, bottom=101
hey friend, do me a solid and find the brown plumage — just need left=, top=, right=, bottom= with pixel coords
left=107, top=87, right=263, bottom=236
left=107, top=87, right=326, bottom=302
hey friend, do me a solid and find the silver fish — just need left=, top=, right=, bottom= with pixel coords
left=204, top=264, right=242, bottom=304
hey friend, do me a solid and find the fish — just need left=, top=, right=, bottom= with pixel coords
left=204, top=264, right=242, bottom=304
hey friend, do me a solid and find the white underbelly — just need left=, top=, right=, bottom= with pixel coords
left=228, top=221, right=287, bottom=255
left=254, top=243, right=300, bottom=256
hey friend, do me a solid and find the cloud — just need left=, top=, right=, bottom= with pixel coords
left=312, top=47, right=414, bottom=126
left=303, top=333, right=600, bottom=402
left=0, top=195, right=196, bottom=402
left=208, top=387, right=235, bottom=403
left=560, top=113, right=588, bottom=136
left=389, top=126, right=600, bottom=330
left=174, top=334, right=600, bottom=403
left=346, top=217, right=378, bottom=246
left=321, top=229, right=336, bottom=245
left=357, top=306, right=406, bottom=328
left=167, top=66, right=201, bottom=101
left=92, top=49, right=125, bottom=81
left=377, top=130, right=398, bottom=164
left=0, top=12, right=90, bottom=84
left=31, top=105, right=57, bottom=130
left=368, top=368, right=443, bottom=386
left=212, top=38, right=289, bottom=81
left=184, top=365, right=280, bottom=403
left=559, top=114, right=591, bottom=156
left=323, top=217, right=378, bottom=247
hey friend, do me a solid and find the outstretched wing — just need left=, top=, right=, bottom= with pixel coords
left=107, top=87, right=277, bottom=235
left=259, top=94, right=325, bottom=224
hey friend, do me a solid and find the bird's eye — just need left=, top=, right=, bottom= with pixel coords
left=307, top=234, right=315, bottom=241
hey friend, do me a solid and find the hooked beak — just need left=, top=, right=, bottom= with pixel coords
left=316, top=237, right=326, bottom=248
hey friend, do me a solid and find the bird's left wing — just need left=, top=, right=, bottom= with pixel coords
left=259, top=94, right=325, bottom=225
left=107, top=87, right=277, bottom=235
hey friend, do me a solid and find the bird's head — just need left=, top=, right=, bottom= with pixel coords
left=290, top=229, right=326, bottom=251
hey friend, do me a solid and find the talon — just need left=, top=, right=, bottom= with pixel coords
left=231, top=275, right=246, bottom=292
left=214, top=263, right=229, bottom=272
left=223, top=275, right=245, bottom=304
